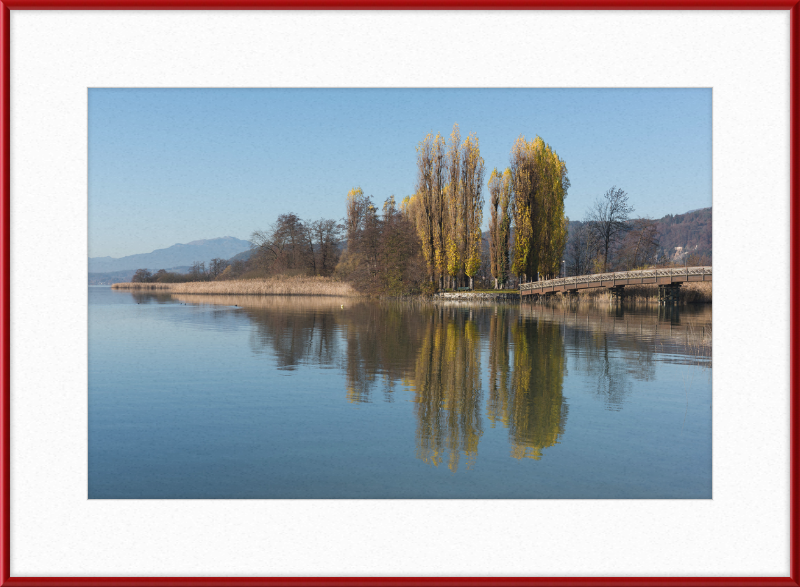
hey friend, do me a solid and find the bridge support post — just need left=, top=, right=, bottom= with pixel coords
left=658, top=284, right=681, bottom=305
left=610, top=285, right=625, bottom=302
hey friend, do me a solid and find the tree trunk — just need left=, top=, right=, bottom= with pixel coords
left=469, top=276, right=474, bottom=290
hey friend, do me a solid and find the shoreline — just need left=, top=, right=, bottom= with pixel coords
left=111, top=279, right=711, bottom=304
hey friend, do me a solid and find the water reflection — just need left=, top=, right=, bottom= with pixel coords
left=508, top=318, right=568, bottom=459
left=154, top=293, right=710, bottom=469
left=339, top=303, right=429, bottom=404
left=131, top=292, right=174, bottom=304
left=412, top=310, right=483, bottom=471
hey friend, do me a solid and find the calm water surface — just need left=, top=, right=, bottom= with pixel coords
left=89, top=287, right=711, bottom=498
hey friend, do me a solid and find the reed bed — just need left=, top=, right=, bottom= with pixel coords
left=171, top=276, right=357, bottom=296
left=681, top=282, right=713, bottom=303
left=111, top=282, right=172, bottom=290
left=173, top=293, right=354, bottom=311
left=113, top=276, right=357, bottom=297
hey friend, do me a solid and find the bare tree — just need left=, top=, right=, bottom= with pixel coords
left=616, top=218, right=659, bottom=270
left=131, top=268, right=153, bottom=283
left=250, top=228, right=282, bottom=273
left=585, top=186, right=635, bottom=272
left=274, top=213, right=310, bottom=272
left=208, top=258, right=228, bottom=280
left=189, top=261, right=207, bottom=281
left=250, top=213, right=311, bottom=275
left=566, top=222, right=593, bottom=277
left=310, top=218, right=344, bottom=276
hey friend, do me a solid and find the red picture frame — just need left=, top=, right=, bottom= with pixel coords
left=1, top=3, right=797, bottom=586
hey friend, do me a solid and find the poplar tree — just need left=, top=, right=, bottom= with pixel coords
left=431, top=133, right=448, bottom=290
left=498, top=169, right=512, bottom=288
left=488, top=169, right=502, bottom=289
left=461, top=133, right=484, bottom=290
left=415, top=126, right=483, bottom=290
left=510, top=136, right=569, bottom=282
left=414, top=137, right=436, bottom=283
left=445, top=124, right=463, bottom=288
left=400, top=194, right=415, bottom=219
left=413, top=132, right=449, bottom=289
left=488, top=167, right=512, bottom=289
left=345, top=187, right=368, bottom=246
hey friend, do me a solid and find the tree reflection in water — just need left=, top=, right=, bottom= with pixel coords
left=486, top=309, right=569, bottom=460
left=412, top=309, right=483, bottom=471
left=162, top=294, right=709, bottom=470
left=507, top=318, right=569, bottom=459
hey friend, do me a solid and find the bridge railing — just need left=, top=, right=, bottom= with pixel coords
left=519, top=266, right=712, bottom=292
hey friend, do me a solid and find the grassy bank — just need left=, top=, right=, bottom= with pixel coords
left=113, top=275, right=358, bottom=297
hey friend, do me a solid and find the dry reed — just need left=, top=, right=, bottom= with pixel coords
left=115, top=276, right=357, bottom=297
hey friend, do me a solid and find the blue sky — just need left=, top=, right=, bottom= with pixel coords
left=89, top=88, right=711, bottom=259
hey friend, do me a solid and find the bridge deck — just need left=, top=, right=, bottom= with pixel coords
left=519, top=266, right=712, bottom=296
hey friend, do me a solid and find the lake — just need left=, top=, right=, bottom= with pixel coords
left=89, top=286, right=711, bottom=498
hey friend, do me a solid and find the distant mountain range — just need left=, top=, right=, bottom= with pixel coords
left=89, top=237, right=252, bottom=274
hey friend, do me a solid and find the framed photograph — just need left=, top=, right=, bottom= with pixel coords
left=2, top=2, right=796, bottom=586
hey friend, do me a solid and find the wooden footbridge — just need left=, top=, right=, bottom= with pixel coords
left=520, top=266, right=712, bottom=303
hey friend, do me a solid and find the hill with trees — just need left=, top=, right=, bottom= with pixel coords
left=563, top=206, right=711, bottom=276
left=654, top=207, right=711, bottom=261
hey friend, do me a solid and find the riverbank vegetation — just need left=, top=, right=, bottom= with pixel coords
left=113, top=275, right=357, bottom=297
left=123, top=123, right=709, bottom=300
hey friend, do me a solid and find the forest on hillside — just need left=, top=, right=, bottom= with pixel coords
left=655, top=208, right=712, bottom=260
